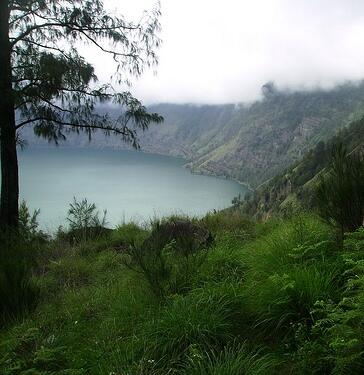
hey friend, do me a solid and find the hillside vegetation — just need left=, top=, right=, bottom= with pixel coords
left=5, top=82, right=364, bottom=375
left=1, top=206, right=364, bottom=374
left=242, top=115, right=364, bottom=218
left=143, top=82, right=364, bottom=186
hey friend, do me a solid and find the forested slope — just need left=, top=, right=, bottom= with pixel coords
left=241, top=116, right=364, bottom=218
left=141, top=82, right=364, bottom=186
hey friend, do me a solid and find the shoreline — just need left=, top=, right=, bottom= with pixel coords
left=22, top=143, right=254, bottom=192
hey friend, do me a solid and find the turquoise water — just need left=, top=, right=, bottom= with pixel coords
left=18, top=148, right=246, bottom=231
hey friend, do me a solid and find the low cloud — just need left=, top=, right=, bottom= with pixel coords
left=88, top=0, right=364, bottom=104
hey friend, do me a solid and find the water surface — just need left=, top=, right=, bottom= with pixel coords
left=18, top=148, right=246, bottom=231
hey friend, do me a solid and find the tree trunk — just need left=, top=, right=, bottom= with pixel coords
left=0, top=1, right=19, bottom=229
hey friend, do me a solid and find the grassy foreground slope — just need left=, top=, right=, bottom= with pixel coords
left=1, top=211, right=364, bottom=374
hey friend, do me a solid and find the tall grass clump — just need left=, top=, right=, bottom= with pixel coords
left=244, top=214, right=336, bottom=277
left=182, top=343, right=279, bottom=375
left=243, top=215, right=342, bottom=338
left=200, top=209, right=253, bottom=237
left=198, top=243, right=247, bottom=283
left=249, top=265, right=341, bottom=337
left=143, top=289, right=236, bottom=369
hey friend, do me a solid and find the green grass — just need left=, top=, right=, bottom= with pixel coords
left=1, top=212, right=364, bottom=374
left=246, top=264, right=341, bottom=337
left=181, top=343, right=280, bottom=375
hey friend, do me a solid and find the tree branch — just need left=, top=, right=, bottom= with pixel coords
left=20, top=38, right=72, bottom=58
left=15, top=117, right=131, bottom=138
left=11, top=18, right=143, bottom=49
left=11, top=22, right=66, bottom=47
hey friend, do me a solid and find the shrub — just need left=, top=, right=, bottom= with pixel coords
left=315, top=144, right=364, bottom=241
left=147, top=218, right=213, bottom=253
left=65, top=197, right=108, bottom=243
left=0, top=327, right=82, bottom=374
left=123, top=219, right=213, bottom=298
left=248, top=265, right=341, bottom=338
left=18, top=200, right=48, bottom=243
left=0, top=233, right=39, bottom=326
left=294, top=228, right=364, bottom=374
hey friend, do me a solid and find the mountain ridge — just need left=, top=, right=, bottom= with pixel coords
left=141, top=82, right=364, bottom=187
left=22, top=81, right=364, bottom=188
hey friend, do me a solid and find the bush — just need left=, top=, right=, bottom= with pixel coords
left=18, top=200, right=49, bottom=243
left=0, top=327, right=83, bottom=374
left=315, top=144, right=364, bottom=241
left=123, top=219, right=213, bottom=298
left=248, top=265, right=341, bottom=338
left=65, top=197, right=108, bottom=243
left=0, top=233, right=39, bottom=326
left=241, top=216, right=342, bottom=340
left=293, top=228, right=364, bottom=374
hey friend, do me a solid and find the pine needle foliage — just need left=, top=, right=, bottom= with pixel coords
left=316, top=144, right=364, bottom=240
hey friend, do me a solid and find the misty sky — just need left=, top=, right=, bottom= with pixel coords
left=85, top=0, right=364, bottom=104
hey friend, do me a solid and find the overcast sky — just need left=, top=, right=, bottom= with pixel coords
left=86, top=0, right=364, bottom=104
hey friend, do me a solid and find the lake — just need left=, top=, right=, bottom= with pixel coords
left=18, top=148, right=247, bottom=231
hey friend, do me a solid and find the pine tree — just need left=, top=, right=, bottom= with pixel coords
left=316, top=143, right=364, bottom=242
left=0, top=0, right=163, bottom=229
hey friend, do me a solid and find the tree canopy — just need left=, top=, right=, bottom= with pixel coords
left=0, top=0, right=163, bottom=228
left=316, top=144, right=364, bottom=239
left=10, top=0, right=163, bottom=145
